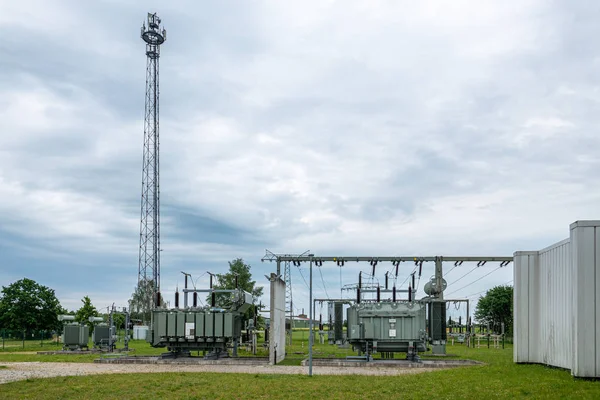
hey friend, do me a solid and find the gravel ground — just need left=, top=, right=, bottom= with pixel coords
left=0, top=362, right=438, bottom=384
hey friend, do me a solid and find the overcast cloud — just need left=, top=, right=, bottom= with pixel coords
left=1, top=1, right=599, bottom=320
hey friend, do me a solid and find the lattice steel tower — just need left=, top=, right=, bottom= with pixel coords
left=138, top=13, right=166, bottom=304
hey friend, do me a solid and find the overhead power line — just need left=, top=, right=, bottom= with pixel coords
left=296, top=264, right=310, bottom=290
left=317, top=265, right=330, bottom=299
left=398, top=265, right=418, bottom=288
left=446, top=266, right=503, bottom=297
left=464, top=279, right=514, bottom=298
left=443, top=264, right=460, bottom=277
left=446, top=265, right=479, bottom=287
left=464, top=289, right=488, bottom=298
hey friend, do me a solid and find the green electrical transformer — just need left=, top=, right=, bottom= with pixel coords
left=347, top=301, right=427, bottom=361
left=58, top=315, right=89, bottom=351
left=62, top=324, right=89, bottom=350
left=92, top=325, right=111, bottom=349
left=147, top=288, right=253, bottom=358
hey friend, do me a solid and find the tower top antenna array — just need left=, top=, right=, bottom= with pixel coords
left=138, top=12, right=166, bottom=315
left=141, top=12, right=166, bottom=55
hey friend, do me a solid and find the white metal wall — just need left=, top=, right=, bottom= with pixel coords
left=514, top=220, right=600, bottom=377
left=514, top=251, right=538, bottom=364
left=269, top=273, right=286, bottom=365
left=570, top=221, right=600, bottom=377
left=538, top=239, right=571, bottom=369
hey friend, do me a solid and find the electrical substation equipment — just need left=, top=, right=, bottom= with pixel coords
left=58, top=315, right=89, bottom=351
left=147, top=287, right=254, bottom=359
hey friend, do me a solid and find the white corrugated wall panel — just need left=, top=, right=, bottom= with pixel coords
left=559, top=241, right=572, bottom=368
left=514, top=220, right=600, bottom=377
left=538, top=239, right=571, bottom=369
left=513, top=252, right=533, bottom=363
left=539, top=248, right=547, bottom=366
left=570, top=222, right=599, bottom=377
left=595, top=227, right=600, bottom=378
left=528, top=252, right=541, bottom=363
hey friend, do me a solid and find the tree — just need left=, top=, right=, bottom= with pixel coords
left=75, top=296, right=99, bottom=333
left=210, top=258, right=263, bottom=320
left=112, top=312, right=125, bottom=330
left=474, top=285, right=513, bottom=335
left=129, top=279, right=158, bottom=323
left=0, top=278, right=64, bottom=335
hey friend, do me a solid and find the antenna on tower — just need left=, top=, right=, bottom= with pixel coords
left=138, top=12, right=166, bottom=320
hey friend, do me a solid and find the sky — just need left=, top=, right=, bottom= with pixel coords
left=1, top=0, right=599, bottom=322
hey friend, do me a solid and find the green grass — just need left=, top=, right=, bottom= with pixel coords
left=1, top=338, right=599, bottom=399
left=0, top=354, right=98, bottom=363
left=0, top=339, right=64, bottom=353
left=1, top=347, right=599, bottom=399
left=0, top=338, right=164, bottom=363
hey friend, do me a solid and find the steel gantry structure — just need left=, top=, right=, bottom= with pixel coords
left=261, top=249, right=311, bottom=344
left=262, top=253, right=513, bottom=376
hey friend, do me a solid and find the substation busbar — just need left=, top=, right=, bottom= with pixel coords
left=261, top=252, right=513, bottom=376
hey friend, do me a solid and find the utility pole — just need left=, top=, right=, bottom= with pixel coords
left=308, top=254, right=314, bottom=376
left=138, top=12, right=167, bottom=311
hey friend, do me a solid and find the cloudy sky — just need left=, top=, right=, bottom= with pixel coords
left=1, top=1, right=599, bottom=321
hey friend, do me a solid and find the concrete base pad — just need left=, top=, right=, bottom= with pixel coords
left=37, top=350, right=104, bottom=355
left=301, top=358, right=483, bottom=368
left=94, top=356, right=270, bottom=365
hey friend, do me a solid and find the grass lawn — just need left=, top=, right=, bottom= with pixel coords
left=0, top=339, right=64, bottom=352
left=1, top=334, right=599, bottom=399
left=0, top=338, right=162, bottom=363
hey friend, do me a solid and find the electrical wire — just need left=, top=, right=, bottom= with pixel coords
left=464, top=288, right=488, bottom=298
left=385, top=264, right=398, bottom=285
left=462, top=279, right=514, bottom=299
left=398, top=265, right=418, bottom=288
left=295, top=264, right=310, bottom=290
left=446, top=265, right=479, bottom=287
left=443, top=264, right=460, bottom=277
left=339, top=265, right=343, bottom=299
left=318, top=265, right=330, bottom=299
left=445, top=265, right=503, bottom=297
left=193, top=272, right=208, bottom=289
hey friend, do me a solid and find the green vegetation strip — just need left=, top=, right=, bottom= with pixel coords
left=1, top=343, right=599, bottom=399
left=0, top=354, right=98, bottom=363
left=0, top=364, right=599, bottom=399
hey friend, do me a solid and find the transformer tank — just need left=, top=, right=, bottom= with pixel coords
left=147, top=288, right=253, bottom=358
left=347, top=301, right=427, bottom=360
